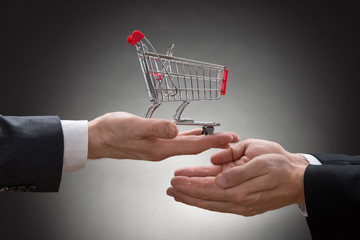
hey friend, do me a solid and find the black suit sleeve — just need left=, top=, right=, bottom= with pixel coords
left=0, top=115, right=64, bottom=192
left=313, top=153, right=360, bottom=165
left=304, top=154, right=360, bottom=239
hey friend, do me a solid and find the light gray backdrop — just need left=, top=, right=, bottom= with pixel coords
left=1, top=1, right=359, bottom=239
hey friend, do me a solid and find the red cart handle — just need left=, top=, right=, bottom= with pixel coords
left=221, top=69, right=228, bottom=95
left=127, top=30, right=145, bottom=46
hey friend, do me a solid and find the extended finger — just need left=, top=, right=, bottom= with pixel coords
left=210, top=148, right=234, bottom=165
left=174, top=165, right=223, bottom=177
left=178, top=128, right=203, bottom=136
left=162, top=132, right=237, bottom=157
left=179, top=129, right=240, bottom=144
left=171, top=176, right=232, bottom=201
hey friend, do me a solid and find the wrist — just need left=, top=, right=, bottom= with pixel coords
left=88, top=119, right=102, bottom=159
left=287, top=153, right=308, bottom=204
left=294, top=164, right=307, bottom=204
left=288, top=153, right=310, bottom=166
left=286, top=153, right=308, bottom=204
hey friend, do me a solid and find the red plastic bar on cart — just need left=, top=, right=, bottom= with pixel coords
left=221, top=69, right=228, bottom=95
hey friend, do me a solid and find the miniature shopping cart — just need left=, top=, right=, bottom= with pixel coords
left=127, top=30, right=228, bottom=135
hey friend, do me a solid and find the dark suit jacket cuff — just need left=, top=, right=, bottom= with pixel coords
left=0, top=115, right=64, bottom=192
left=304, top=164, right=360, bottom=238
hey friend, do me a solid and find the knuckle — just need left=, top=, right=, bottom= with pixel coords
left=258, top=158, right=272, bottom=171
left=202, top=166, right=210, bottom=175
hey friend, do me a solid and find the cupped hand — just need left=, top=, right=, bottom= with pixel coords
left=167, top=153, right=308, bottom=216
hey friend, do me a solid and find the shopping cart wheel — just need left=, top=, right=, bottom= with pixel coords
left=201, top=126, right=214, bottom=135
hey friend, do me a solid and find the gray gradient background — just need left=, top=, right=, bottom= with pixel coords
left=1, top=1, right=359, bottom=240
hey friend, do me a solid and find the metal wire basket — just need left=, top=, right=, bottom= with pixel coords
left=128, top=30, right=228, bottom=135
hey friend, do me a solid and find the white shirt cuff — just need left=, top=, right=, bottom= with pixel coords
left=297, top=153, right=323, bottom=217
left=61, top=120, right=88, bottom=172
left=300, top=153, right=322, bottom=165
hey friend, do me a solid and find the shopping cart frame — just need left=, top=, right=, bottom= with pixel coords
left=128, top=30, right=228, bottom=135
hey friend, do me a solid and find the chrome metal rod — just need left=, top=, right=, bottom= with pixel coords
left=143, top=37, right=178, bottom=96
left=145, top=52, right=225, bottom=69
left=173, top=100, right=190, bottom=122
left=144, top=101, right=161, bottom=118
left=139, top=42, right=157, bottom=101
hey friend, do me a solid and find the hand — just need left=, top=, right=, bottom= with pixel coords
left=168, top=154, right=308, bottom=216
left=210, top=139, right=308, bottom=187
left=167, top=140, right=309, bottom=216
left=211, top=138, right=306, bottom=166
left=166, top=139, right=291, bottom=182
left=87, top=112, right=239, bottom=161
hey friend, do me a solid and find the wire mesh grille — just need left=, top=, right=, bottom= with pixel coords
left=144, top=53, right=226, bottom=102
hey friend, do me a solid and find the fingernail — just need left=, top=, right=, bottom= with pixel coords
left=221, top=134, right=233, bottom=144
left=167, top=188, right=174, bottom=197
left=233, top=134, right=240, bottom=142
left=171, top=177, right=183, bottom=187
left=216, top=174, right=227, bottom=188
left=166, top=124, right=177, bottom=138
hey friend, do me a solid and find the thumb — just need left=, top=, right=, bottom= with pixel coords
left=215, top=155, right=269, bottom=189
left=215, top=166, right=245, bottom=189
left=140, top=118, right=178, bottom=139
